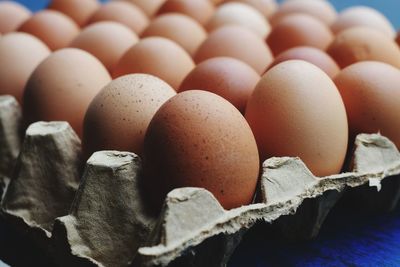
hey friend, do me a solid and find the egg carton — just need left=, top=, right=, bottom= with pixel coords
left=0, top=95, right=399, bottom=267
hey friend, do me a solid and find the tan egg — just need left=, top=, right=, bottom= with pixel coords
left=331, top=6, right=395, bottom=39
left=143, top=90, right=260, bottom=210
left=179, top=57, right=260, bottom=113
left=119, top=0, right=166, bottom=17
left=195, top=25, right=273, bottom=74
left=142, top=13, right=206, bottom=56
left=223, top=0, right=278, bottom=18
left=327, top=27, right=400, bottom=69
left=0, top=33, right=50, bottom=104
left=83, top=74, right=176, bottom=159
left=211, top=0, right=224, bottom=4
left=206, top=2, right=271, bottom=39
left=157, top=0, right=215, bottom=26
left=267, top=14, right=334, bottom=56
left=18, top=10, right=80, bottom=51
left=23, top=48, right=111, bottom=137
left=70, top=22, right=138, bottom=72
left=88, top=1, right=149, bottom=35
left=113, top=37, right=195, bottom=90
left=268, top=46, right=340, bottom=78
left=334, top=61, right=400, bottom=149
left=270, top=0, right=337, bottom=26
left=0, top=1, right=31, bottom=34
left=48, top=0, right=100, bottom=27
left=245, top=60, right=348, bottom=177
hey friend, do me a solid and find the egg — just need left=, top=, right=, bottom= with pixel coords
left=48, top=0, right=100, bottom=27
left=83, top=74, right=176, bottom=159
left=88, top=1, right=149, bottom=35
left=268, top=46, right=340, bottom=78
left=23, top=48, right=111, bottom=137
left=179, top=57, right=260, bottom=113
left=143, top=90, right=260, bottom=210
left=119, top=0, right=166, bottom=17
left=70, top=22, right=138, bottom=72
left=334, top=61, right=400, bottom=149
left=223, top=0, right=278, bottom=18
left=331, top=6, right=395, bottom=38
left=245, top=60, right=348, bottom=177
left=267, top=14, right=334, bottom=56
left=113, top=37, right=195, bottom=90
left=0, top=33, right=50, bottom=103
left=141, top=13, right=207, bottom=56
left=206, top=2, right=271, bottom=39
left=327, top=27, right=400, bottom=69
left=0, top=1, right=31, bottom=34
left=194, top=25, right=273, bottom=75
left=157, top=0, right=215, bottom=26
left=18, top=10, right=80, bottom=51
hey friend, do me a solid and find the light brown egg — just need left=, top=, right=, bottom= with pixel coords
left=88, top=1, right=149, bottom=35
left=119, top=0, right=166, bottom=17
left=83, top=74, right=176, bottom=159
left=245, top=60, right=348, bottom=177
left=18, top=10, right=80, bottom=51
left=70, top=22, right=138, bottom=72
left=267, top=14, right=334, bottom=56
left=334, top=61, right=400, bottom=149
left=0, top=33, right=50, bottom=104
left=0, top=1, right=31, bottom=34
left=327, top=27, right=400, bottom=69
left=268, top=46, right=340, bottom=78
left=179, top=57, right=260, bottom=113
left=143, top=90, right=260, bottom=210
left=142, top=13, right=207, bottom=56
left=331, top=6, right=395, bottom=39
left=23, top=48, right=111, bottom=137
left=113, top=37, right=195, bottom=90
left=194, top=25, right=273, bottom=74
left=48, top=0, right=100, bottom=27
left=206, top=2, right=271, bottom=38
left=157, top=0, right=215, bottom=26
left=223, top=0, right=278, bottom=18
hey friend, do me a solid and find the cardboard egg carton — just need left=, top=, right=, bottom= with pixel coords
left=0, top=95, right=399, bottom=267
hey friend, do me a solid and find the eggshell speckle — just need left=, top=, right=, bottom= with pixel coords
left=0, top=1, right=31, bottom=34
left=48, top=0, right=100, bottom=27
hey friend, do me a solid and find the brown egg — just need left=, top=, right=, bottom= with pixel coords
left=267, top=14, right=334, bottom=56
left=327, top=27, right=400, bottom=69
left=88, top=1, right=149, bottom=35
left=210, top=0, right=224, bottom=4
left=141, top=13, right=207, bottom=56
left=223, top=0, right=278, bottom=18
left=270, top=0, right=337, bottom=26
left=157, top=0, right=215, bottom=26
left=195, top=25, right=273, bottom=74
left=143, top=90, right=260, bottom=210
left=0, top=1, right=31, bottom=34
left=83, top=74, right=176, bottom=159
left=334, top=61, right=400, bottom=149
left=70, top=22, right=138, bottom=72
left=23, top=48, right=111, bottom=137
left=48, top=0, right=100, bottom=27
left=331, top=6, right=395, bottom=38
left=206, top=2, right=271, bottom=38
left=113, top=37, right=195, bottom=90
left=268, top=46, right=340, bottom=78
left=245, top=60, right=348, bottom=177
left=18, top=10, right=80, bottom=51
left=120, top=0, right=166, bottom=17
left=0, top=33, right=50, bottom=104
left=179, top=57, right=260, bottom=113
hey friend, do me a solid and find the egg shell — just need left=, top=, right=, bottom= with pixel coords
left=113, top=37, right=195, bottom=90
left=48, top=0, right=100, bottom=27
left=245, top=60, right=348, bottom=177
left=120, top=0, right=166, bottom=17
left=223, top=0, right=278, bottom=18
left=179, top=57, right=260, bottom=113
left=70, top=21, right=139, bottom=72
left=23, top=48, right=111, bottom=137
left=327, top=27, right=400, bottom=69
left=18, top=10, right=80, bottom=51
left=0, top=1, right=31, bottom=34
left=0, top=33, right=50, bottom=104
left=334, top=61, right=400, bottom=149
left=83, top=74, right=176, bottom=159
left=194, top=25, right=273, bottom=75
left=143, top=90, right=260, bottom=210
